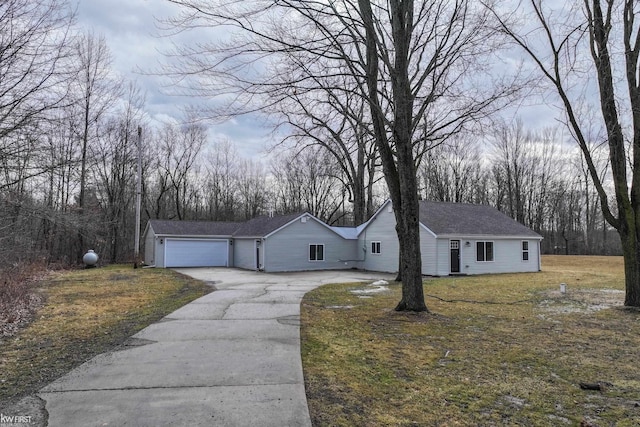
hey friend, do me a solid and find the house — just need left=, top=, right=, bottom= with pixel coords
left=357, top=200, right=543, bottom=275
left=143, top=212, right=360, bottom=272
left=143, top=200, right=543, bottom=275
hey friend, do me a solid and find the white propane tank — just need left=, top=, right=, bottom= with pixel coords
left=83, top=249, right=99, bottom=267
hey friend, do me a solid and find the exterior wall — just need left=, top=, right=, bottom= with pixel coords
left=358, top=202, right=542, bottom=276
left=443, top=237, right=541, bottom=275
left=358, top=205, right=400, bottom=273
left=264, top=217, right=357, bottom=272
left=233, top=238, right=258, bottom=270
left=143, top=227, right=156, bottom=266
left=419, top=228, right=438, bottom=275
left=435, top=239, right=450, bottom=276
left=155, top=238, right=166, bottom=268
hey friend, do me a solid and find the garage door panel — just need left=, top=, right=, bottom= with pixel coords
left=165, top=239, right=228, bottom=267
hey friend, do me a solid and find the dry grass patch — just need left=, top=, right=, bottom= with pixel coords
left=301, top=255, right=639, bottom=426
left=0, top=265, right=212, bottom=403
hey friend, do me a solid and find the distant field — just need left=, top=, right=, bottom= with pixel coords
left=301, top=255, right=637, bottom=426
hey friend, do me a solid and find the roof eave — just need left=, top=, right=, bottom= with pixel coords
left=434, top=233, right=543, bottom=240
left=153, top=234, right=234, bottom=239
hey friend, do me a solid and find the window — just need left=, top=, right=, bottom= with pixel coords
left=371, top=241, right=381, bottom=254
left=522, top=241, right=529, bottom=261
left=476, top=241, right=494, bottom=262
left=309, top=244, right=324, bottom=261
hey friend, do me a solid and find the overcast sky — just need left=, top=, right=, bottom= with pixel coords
left=76, top=0, right=274, bottom=159
left=75, top=0, right=574, bottom=161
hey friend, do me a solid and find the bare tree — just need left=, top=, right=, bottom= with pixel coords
left=236, top=159, right=268, bottom=220
left=73, top=32, right=121, bottom=212
left=0, top=0, right=75, bottom=141
left=489, top=0, right=640, bottom=306
left=269, top=67, right=380, bottom=225
left=270, top=148, right=345, bottom=222
left=203, top=139, right=239, bottom=221
left=154, top=121, right=205, bottom=220
left=418, top=134, right=484, bottom=203
left=92, top=82, right=146, bottom=262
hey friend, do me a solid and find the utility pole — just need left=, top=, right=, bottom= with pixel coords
left=134, top=126, right=142, bottom=268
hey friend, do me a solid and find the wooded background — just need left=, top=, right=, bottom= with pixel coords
left=0, top=0, right=620, bottom=277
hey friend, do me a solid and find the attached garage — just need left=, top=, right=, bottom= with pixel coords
left=143, top=220, right=239, bottom=268
left=164, top=239, right=229, bottom=268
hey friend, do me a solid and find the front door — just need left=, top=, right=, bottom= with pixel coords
left=450, top=240, right=460, bottom=274
left=255, top=240, right=261, bottom=270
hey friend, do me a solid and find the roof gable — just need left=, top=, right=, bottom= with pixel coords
left=232, top=212, right=306, bottom=237
left=146, top=211, right=353, bottom=240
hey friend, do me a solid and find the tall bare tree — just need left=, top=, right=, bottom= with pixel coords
left=155, top=121, right=205, bottom=220
left=0, top=0, right=74, bottom=141
left=489, top=0, right=640, bottom=306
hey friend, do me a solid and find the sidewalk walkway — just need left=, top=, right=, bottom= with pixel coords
left=39, top=268, right=392, bottom=427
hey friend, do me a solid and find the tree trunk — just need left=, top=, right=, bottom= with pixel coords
left=389, top=0, right=426, bottom=312
left=357, top=0, right=427, bottom=312
left=393, top=197, right=426, bottom=311
left=619, top=215, right=640, bottom=306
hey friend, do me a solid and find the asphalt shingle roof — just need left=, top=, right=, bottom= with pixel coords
left=418, top=201, right=542, bottom=238
left=232, top=212, right=306, bottom=237
left=148, top=212, right=308, bottom=238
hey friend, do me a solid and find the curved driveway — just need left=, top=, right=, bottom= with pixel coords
left=39, top=268, right=393, bottom=427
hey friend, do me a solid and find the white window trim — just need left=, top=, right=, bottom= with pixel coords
left=309, top=243, right=325, bottom=262
left=476, top=241, right=495, bottom=263
left=371, top=241, right=381, bottom=255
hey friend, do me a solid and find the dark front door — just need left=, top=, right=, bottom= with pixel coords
left=450, top=240, right=460, bottom=273
left=256, top=240, right=261, bottom=270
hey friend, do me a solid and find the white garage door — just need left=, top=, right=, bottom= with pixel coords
left=165, top=239, right=228, bottom=267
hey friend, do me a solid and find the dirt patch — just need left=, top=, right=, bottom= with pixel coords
left=538, top=288, right=625, bottom=315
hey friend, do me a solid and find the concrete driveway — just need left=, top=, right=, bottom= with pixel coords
left=39, top=268, right=393, bottom=427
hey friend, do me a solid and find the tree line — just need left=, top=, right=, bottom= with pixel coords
left=0, top=0, right=622, bottom=286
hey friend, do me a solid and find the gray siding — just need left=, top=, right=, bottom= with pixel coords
left=465, top=238, right=540, bottom=275
left=435, top=239, right=450, bottom=276
left=234, top=238, right=257, bottom=270
left=360, top=203, right=542, bottom=276
left=434, top=237, right=541, bottom=275
left=358, top=206, right=400, bottom=273
left=419, top=228, right=438, bottom=275
left=143, top=226, right=156, bottom=266
left=155, top=238, right=166, bottom=268
left=264, top=217, right=357, bottom=272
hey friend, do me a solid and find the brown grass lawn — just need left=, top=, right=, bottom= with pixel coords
left=301, top=255, right=639, bottom=426
left=0, top=265, right=212, bottom=403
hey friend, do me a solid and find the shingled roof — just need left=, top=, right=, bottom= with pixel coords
left=232, top=212, right=306, bottom=237
left=147, top=212, right=310, bottom=238
left=418, top=201, right=542, bottom=238
left=148, top=219, right=240, bottom=236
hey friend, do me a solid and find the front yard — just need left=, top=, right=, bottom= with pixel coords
left=301, top=255, right=639, bottom=426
